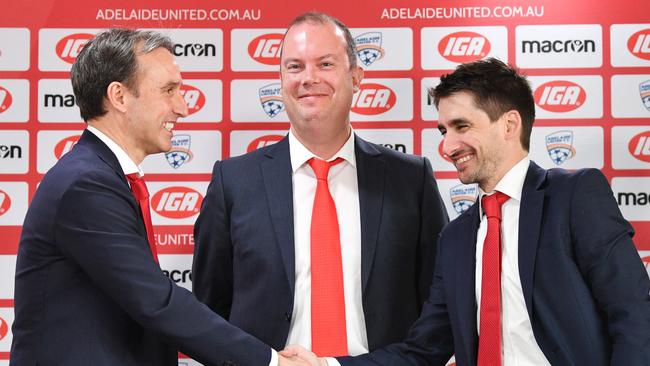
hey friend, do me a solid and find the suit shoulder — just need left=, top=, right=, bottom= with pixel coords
left=544, top=166, right=607, bottom=189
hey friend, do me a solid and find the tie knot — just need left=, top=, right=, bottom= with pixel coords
left=126, top=173, right=149, bottom=200
left=481, top=191, right=509, bottom=220
left=309, top=157, right=344, bottom=180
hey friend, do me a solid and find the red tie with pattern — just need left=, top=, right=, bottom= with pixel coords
left=126, top=173, right=159, bottom=263
left=478, top=191, right=510, bottom=366
left=309, top=157, right=348, bottom=357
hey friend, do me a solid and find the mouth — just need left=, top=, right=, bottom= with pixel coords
left=449, top=152, right=475, bottom=169
left=164, top=122, right=175, bottom=132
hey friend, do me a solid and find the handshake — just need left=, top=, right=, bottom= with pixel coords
left=279, top=345, right=330, bottom=366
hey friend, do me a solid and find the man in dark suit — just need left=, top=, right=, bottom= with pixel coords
left=11, top=28, right=307, bottom=366
left=193, top=12, right=448, bottom=361
left=284, top=58, right=650, bottom=365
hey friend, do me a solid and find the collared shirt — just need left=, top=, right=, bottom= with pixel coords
left=286, top=128, right=369, bottom=356
left=86, top=126, right=142, bottom=177
left=87, top=126, right=280, bottom=366
left=475, top=157, right=550, bottom=365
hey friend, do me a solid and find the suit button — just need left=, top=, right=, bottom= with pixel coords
left=285, top=312, right=292, bottom=322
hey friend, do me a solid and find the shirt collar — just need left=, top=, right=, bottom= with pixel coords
left=86, top=125, right=144, bottom=177
left=288, top=127, right=357, bottom=173
left=478, top=156, right=530, bottom=213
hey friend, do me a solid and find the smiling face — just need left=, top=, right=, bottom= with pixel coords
left=122, top=47, right=188, bottom=163
left=437, top=91, right=512, bottom=192
left=280, top=21, right=362, bottom=149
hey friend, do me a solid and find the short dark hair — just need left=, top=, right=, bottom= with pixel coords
left=71, top=28, right=173, bottom=121
left=282, top=12, right=357, bottom=69
left=429, top=57, right=535, bottom=151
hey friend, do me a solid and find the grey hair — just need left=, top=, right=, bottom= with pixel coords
left=71, top=28, right=173, bottom=121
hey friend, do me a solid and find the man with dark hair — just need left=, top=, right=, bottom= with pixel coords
left=193, top=11, right=448, bottom=362
left=11, top=28, right=306, bottom=366
left=285, top=57, right=650, bottom=365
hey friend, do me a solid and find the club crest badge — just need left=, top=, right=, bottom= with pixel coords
left=639, top=79, right=650, bottom=112
left=355, top=32, right=384, bottom=66
left=259, top=83, right=284, bottom=118
left=450, top=183, right=478, bottom=215
left=165, top=134, right=193, bottom=169
left=545, top=130, right=576, bottom=166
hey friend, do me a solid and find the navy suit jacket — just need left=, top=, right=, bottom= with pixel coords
left=193, top=135, right=449, bottom=351
left=340, top=162, right=650, bottom=366
left=11, top=130, right=270, bottom=366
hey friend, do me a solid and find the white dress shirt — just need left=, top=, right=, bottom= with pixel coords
left=87, top=126, right=279, bottom=366
left=286, top=128, right=369, bottom=357
left=475, top=157, right=550, bottom=365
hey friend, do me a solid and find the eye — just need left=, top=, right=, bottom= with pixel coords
left=285, top=63, right=301, bottom=71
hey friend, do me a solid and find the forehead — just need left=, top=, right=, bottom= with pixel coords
left=281, top=21, right=348, bottom=59
left=437, top=91, right=490, bottom=126
left=135, top=47, right=182, bottom=84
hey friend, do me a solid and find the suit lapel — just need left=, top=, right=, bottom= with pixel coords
left=453, top=204, right=480, bottom=364
left=260, top=137, right=296, bottom=292
left=518, top=162, right=547, bottom=318
left=354, top=136, right=385, bottom=293
left=77, top=129, right=128, bottom=184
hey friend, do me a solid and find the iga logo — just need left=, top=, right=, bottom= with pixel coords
left=351, top=83, right=396, bottom=115
left=259, top=83, right=284, bottom=118
left=0, top=188, right=11, bottom=216
left=628, top=130, right=650, bottom=163
left=545, top=130, right=576, bottom=165
left=449, top=184, right=478, bottom=215
left=0, top=315, right=8, bottom=340
left=248, top=33, right=283, bottom=65
left=165, top=134, right=193, bottom=169
left=355, top=32, right=384, bottom=66
left=152, top=186, right=203, bottom=219
left=438, top=31, right=490, bottom=63
left=54, top=135, right=81, bottom=159
left=247, top=134, right=284, bottom=153
left=0, top=85, right=13, bottom=113
left=56, top=33, right=93, bottom=64
left=628, top=28, right=650, bottom=61
left=180, top=84, right=205, bottom=115
left=534, top=81, right=586, bottom=112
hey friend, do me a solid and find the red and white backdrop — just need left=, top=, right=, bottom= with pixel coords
left=0, top=0, right=648, bottom=364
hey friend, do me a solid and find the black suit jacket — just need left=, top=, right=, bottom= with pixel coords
left=193, top=134, right=449, bottom=351
left=340, top=162, right=650, bottom=366
left=11, top=130, right=270, bottom=366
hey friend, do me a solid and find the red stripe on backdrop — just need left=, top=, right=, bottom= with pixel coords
left=0, top=227, right=22, bottom=255
left=0, top=299, right=14, bottom=306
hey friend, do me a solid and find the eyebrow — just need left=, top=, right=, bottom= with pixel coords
left=282, top=53, right=339, bottom=65
left=438, top=117, right=469, bottom=132
left=160, top=80, right=182, bottom=90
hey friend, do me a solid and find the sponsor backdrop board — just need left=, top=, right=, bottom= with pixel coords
left=0, top=0, right=649, bottom=363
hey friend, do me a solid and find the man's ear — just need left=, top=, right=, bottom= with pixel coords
left=351, top=66, right=364, bottom=93
left=503, top=109, right=522, bottom=142
left=105, top=81, right=129, bottom=114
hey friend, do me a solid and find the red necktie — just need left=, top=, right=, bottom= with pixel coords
left=309, top=157, right=348, bottom=357
left=126, top=173, right=159, bottom=263
left=478, top=191, right=510, bottom=366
